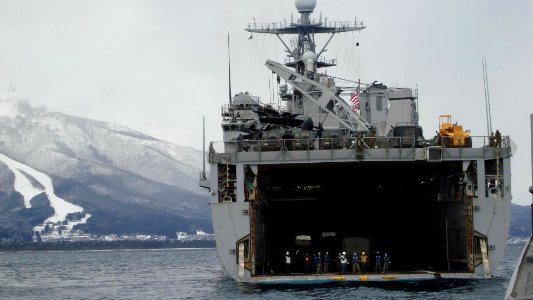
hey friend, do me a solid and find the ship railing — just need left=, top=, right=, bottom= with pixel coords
left=285, top=56, right=337, bottom=66
left=247, top=19, right=321, bottom=31
left=221, top=104, right=254, bottom=119
left=216, top=136, right=419, bottom=153
left=221, top=102, right=281, bottom=117
left=247, top=19, right=363, bottom=32
left=212, top=135, right=511, bottom=154
left=221, top=102, right=261, bottom=112
left=438, top=135, right=510, bottom=149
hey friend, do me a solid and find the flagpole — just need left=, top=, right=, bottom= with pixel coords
left=357, top=79, right=361, bottom=113
left=350, top=81, right=361, bottom=113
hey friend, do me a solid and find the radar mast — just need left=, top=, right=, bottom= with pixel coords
left=246, top=0, right=365, bottom=75
left=246, top=0, right=370, bottom=132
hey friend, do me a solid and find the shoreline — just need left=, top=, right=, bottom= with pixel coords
left=0, top=239, right=216, bottom=252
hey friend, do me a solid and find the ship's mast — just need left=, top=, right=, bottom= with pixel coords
left=246, top=0, right=370, bottom=132
left=246, top=0, right=365, bottom=75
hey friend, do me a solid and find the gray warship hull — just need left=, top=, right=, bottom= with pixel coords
left=204, top=140, right=512, bottom=283
left=200, top=0, right=513, bottom=284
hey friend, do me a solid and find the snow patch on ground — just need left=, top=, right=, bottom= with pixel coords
left=0, top=96, right=21, bottom=118
left=0, top=152, right=90, bottom=225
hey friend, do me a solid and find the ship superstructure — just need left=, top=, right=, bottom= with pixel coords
left=200, top=0, right=513, bottom=283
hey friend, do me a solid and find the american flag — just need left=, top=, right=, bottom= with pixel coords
left=350, top=89, right=360, bottom=112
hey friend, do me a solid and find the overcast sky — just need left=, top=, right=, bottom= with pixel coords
left=0, top=0, right=532, bottom=205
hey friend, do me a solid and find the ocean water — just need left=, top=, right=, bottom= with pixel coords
left=0, top=243, right=523, bottom=300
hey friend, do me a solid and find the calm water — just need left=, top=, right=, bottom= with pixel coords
left=0, top=243, right=523, bottom=300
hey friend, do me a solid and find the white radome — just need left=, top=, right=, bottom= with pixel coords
left=295, top=0, right=316, bottom=13
left=301, top=51, right=316, bottom=61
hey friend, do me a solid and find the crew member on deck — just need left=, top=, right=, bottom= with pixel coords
left=489, top=132, right=495, bottom=147
left=285, top=251, right=291, bottom=274
left=340, top=252, right=348, bottom=274
left=495, top=130, right=502, bottom=147
left=323, top=251, right=330, bottom=273
left=360, top=251, right=368, bottom=273
left=304, top=253, right=310, bottom=273
left=383, top=253, right=390, bottom=273
left=352, top=252, right=361, bottom=273
left=375, top=252, right=382, bottom=273
left=315, top=252, right=322, bottom=274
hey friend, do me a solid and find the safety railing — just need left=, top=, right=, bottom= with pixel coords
left=210, top=135, right=509, bottom=155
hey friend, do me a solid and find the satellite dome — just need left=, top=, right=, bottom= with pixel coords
left=295, top=0, right=316, bottom=13
left=301, top=51, right=316, bottom=61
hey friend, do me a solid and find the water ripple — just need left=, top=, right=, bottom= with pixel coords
left=0, top=244, right=523, bottom=299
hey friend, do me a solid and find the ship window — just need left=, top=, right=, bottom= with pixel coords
left=376, top=96, right=383, bottom=111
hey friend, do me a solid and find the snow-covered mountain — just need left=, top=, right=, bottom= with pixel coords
left=0, top=93, right=210, bottom=241
left=0, top=93, right=203, bottom=192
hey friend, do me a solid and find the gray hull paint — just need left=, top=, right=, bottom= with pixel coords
left=204, top=0, right=512, bottom=284
left=209, top=146, right=512, bottom=283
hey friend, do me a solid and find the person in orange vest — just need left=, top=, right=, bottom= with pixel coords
left=360, top=251, right=368, bottom=273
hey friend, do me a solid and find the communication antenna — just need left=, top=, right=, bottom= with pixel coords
left=530, top=114, right=533, bottom=233
left=201, top=116, right=206, bottom=181
left=228, top=33, right=232, bottom=106
left=482, top=57, right=493, bottom=136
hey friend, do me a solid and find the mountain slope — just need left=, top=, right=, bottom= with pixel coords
left=510, top=203, right=532, bottom=238
left=0, top=93, right=210, bottom=241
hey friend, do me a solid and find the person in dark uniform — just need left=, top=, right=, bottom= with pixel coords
left=495, top=130, right=502, bottom=147
left=323, top=252, right=330, bottom=273
left=383, top=253, right=390, bottom=273
left=375, top=252, right=382, bottom=273
left=315, top=252, right=322, bottom=274
left=304, top=253, right=310, bottom=273
left=352, top=252, right=361, bottom=273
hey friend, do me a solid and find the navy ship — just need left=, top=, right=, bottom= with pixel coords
left=200, top=0, right=513, bottom=283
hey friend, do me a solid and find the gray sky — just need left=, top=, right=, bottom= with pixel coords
left=1, top=0, right=532, bottom=205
